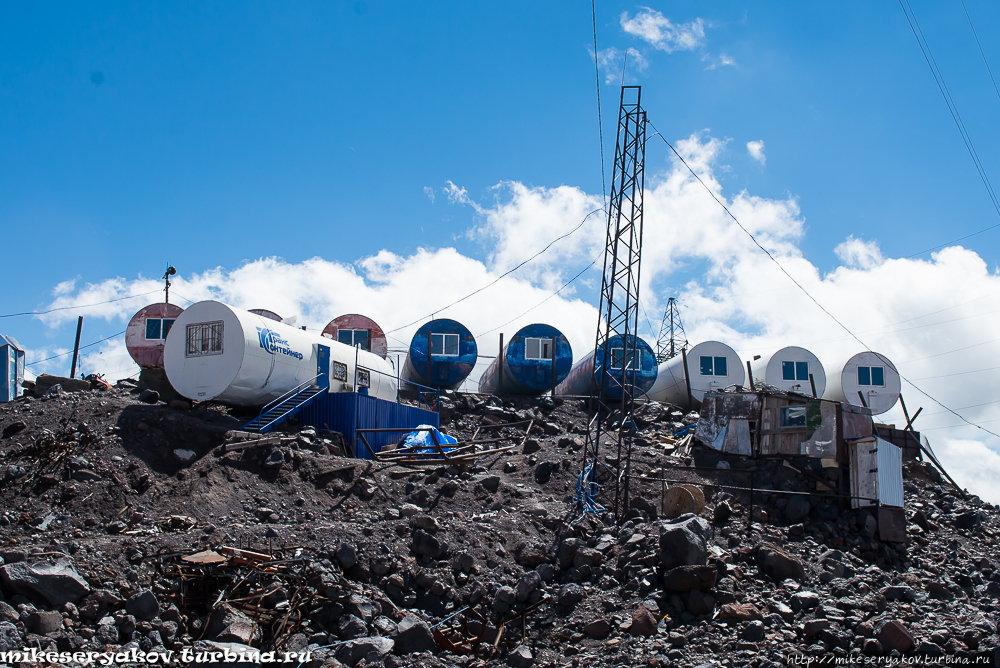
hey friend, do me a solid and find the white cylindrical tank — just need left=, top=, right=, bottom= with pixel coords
left=750, top=346, right=826, bottom=396
left=647, top=341, right=746, bottom=407
left=164, top=301, right=396, bottom=405
left=823, top=351, right=900, bottom=415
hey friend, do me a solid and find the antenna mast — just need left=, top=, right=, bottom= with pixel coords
left=655, top=297, right=687, bottom=363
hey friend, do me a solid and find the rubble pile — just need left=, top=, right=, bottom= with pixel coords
left=0, top=384, right=996, bottom=667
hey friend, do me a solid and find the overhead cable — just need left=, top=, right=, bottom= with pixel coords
left=25, top=331, right=127, bottom=366
left=648, top=120, right=1000, bottom=440
left=592, top=0, right=607, bottom=205
left=898, top=0, right=1000, bottom=258
left=0, top=290, right=161, bottom=319
left=386, top=208, right=604, bottom=335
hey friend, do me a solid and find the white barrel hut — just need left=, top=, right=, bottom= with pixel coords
left=750, top=346, right=826, bottom=397
left=648, top=341, right=745, bottom=407
left=164, top=301, right=396, bottom=405
left=823, top=351, right=900, bottom=415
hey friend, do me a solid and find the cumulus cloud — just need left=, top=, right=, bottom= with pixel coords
left=746, top=140, right=765, bottom=165
left=620, top=8, right=706, bottom=53
left=32, top=131, right=1000, bottom=503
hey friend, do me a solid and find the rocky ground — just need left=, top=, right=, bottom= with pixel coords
left=0, top=382, right=996, bottom=667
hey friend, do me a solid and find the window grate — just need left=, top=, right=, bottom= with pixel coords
left=185, top=322, right=224, bottom=357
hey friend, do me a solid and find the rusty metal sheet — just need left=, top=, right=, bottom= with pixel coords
left=695, top=392, right=759, bottom=451
left=875, top=437, right=904, bottom=507
left=125, top=303, right=185, bottom=368
left=182, top=550, right=227, bottom=565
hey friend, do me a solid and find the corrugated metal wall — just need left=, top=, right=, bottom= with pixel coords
left=875, top=436, right=904, bottom=507
left=298, top=392, right=440, bottom=460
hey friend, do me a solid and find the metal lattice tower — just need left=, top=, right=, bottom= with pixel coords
left=655, top=297, right=688, bottom=363
left=579, top=86, right=646, bottom=524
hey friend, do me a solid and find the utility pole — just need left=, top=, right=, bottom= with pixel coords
left=163, top=265, right=176, bottom=304
left=579, top=85, right=647, bottom=524
left=70, top=316, right=84, bottom=379
left=655, top=297, right=687, bottom=363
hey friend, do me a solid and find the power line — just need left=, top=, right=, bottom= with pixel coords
left=592, top=0, right=607, bottom=205
left=960, top=0, right=1000, bottom=106
left=0, top=290, right=161, bottom=319
left=25, top=331, right=126, bottom=366
left=386, top=208, right=604, bottom=335
left=648, top=120, right=1000, bottom=440
left=898, top=0, right=1000, bottom=257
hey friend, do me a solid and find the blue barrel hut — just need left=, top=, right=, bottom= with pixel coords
left=0, top=334, right=25, bottom=402
left=478, top=323, right=573, bottom=395
left=401, top=319, right=478, bottom=390
left=555, top=334, right=657, bottom=399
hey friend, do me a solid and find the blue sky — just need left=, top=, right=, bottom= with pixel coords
left=4, top=2, right=1000, bottom=499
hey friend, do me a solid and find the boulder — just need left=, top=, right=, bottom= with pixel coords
left=878, top=620, right=914, bottom=653
left=336, top=542, right=358, bottom=570
left=716, top=603, right=762, bottom=622
left=583, top=619, right=612, bottom=637
left=629, top=606, right=658, bottom=636
left=658, top=516, right=711, bottom=569
left=335, top=636, right=394, bottom=667
left=205, top=604, right=261, bottom=645
left=755, top=542, right=806, bottom=582
left=784, top=496, right=811, bottom=523
left=337, top=614, right=367, bottom=640
left=411, top=529, right=447, bottom=559
left=662, top=565, right=718, bottom=592
left=0, top=622, right=23, bottom=652
left=0, top=558, right=90, bottom=606
left=686, top=590, right=716, bottom=616
left=557, top=583, right=584, bottom=607
left=507, top=644, right=534, bottom=668
left=125, top=589, right=160, bottom=621
left=27, top=610, right=63, bottom=634
left=391, top=614, right=436, bottom=655
left=515, top=571, right=541, bottom=603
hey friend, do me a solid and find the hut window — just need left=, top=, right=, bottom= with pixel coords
left=858, top=366, right=885, bottom=387
left=338, top=329, right=369, bottom=351
left=357, top=368, right=371, bottom=388
left=782, top=361, right=809, bottom=381
left=145, top=318, right=175, bottom=341
left=780, top=406, right=807, bottom=427
left=700, top=356, right=729, bottom=376
left=525, top=338, right=553, bottom=360
left=430, top=333, right=459, bottom=356
left=185, top=322, right=224, bottom=357
left=332, top=361, right=348, bottom=382
left=610, top=348, right=638, bottom=369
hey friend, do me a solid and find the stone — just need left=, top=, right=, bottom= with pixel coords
left=534, top=461, right=556, bottom=484
left=583, top=619, right=612, bottom=637
left=955, top=510, right=984, bottom=531
left=573, top=547, right=604, bottom=568
left=784, top=496, right=811, bottom=523
left=337, top=542, right=358, bottom=570
left=878, top=620, right=914, bottom=653
left=716, top=603, right=762, bottom=622
left=95, top=623, right=119, bottom=645
left=480, top=476, right=501, bottom=493
left=205, top=604, right=261, bottom=645
left=391, top=614, right=435, bottom=654
left=1, top=421, right=26, bottom=438
left=126, top=589, right=160, bottom=621
left=399, top=503, right=422, bottom=517
left=0, top=558, right=90, bottom=606
left=515, top=571, right=541, bottom=603
left=557, top=583, right=584, bottom=607
left=658, top=516, right=711, bottom=569
left=557, top=538, right=584, bottom=568
left=452, top=552, right=475, bottom=574
left=686, top=590, right=716, bottom=616
left=0, top=622, right=22, bottom=652
left=137, top=389, right=159, bottom=404
left=335, top=636, right=394, bottom=667
left=338, top=614, right=367, bottom=640
left=755, top=543, right=806, bottom=582
left=713, top=501, right=733, bottom=524
left=0, top=602, right=17, bottom=624
left=507, top=644, right=534, bottom=668
left=790, top=590, right=820, bottom=612
left=410, top=530, right=447, bottom=559
left=410, top=514, right=440, bottom=531
left=803, top=619, right=829, bottom=637
left=27, top=610, right=63, bottom=634
left=263, top=449, right=285, bottom=468
left=662, top=565, right=718, bottom=592
left=522, top=439, right=541, bottom=455
left=629, top=606, right=657, bottom=636
left=740, top=620, right=765, bottom=643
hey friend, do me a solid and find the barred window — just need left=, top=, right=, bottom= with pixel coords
left=357, top=368, right=371, bottom=388
left=332, top=361, right=348, bottom=382
left=185, top=322, right=224, bottom=357
left=524, top=338, right=553, bottom=360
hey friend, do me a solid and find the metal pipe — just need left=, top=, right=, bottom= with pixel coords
left=551, top=335, right=557, bottom=397
left=681, top=348, right=692, bottom=411
left=746, top=360, right=754, bottom=391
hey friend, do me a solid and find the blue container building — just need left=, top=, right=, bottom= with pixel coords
left=555, top=334, right=657, bottom=399
left=478, top=323, right=573, bottom=395
left=0, top=335, right=25, bottom=403
left=400, top=319, right=478, bottom=390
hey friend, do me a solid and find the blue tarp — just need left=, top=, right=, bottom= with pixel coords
left=401, top=425, right=458, bottom=453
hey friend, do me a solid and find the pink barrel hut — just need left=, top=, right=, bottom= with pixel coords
left=322, top=314, right=388, bottom=359
left=126, top=303, right=185, bottom=368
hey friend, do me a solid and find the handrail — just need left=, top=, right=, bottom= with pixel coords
left=253, top=373, right=326, bottom=420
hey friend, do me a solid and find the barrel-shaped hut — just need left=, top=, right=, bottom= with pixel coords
left=478, top=323, right=573, bottom=395
left=555, top=334, right=657, bottom=399
left=400, top=319, right=478, bottom=390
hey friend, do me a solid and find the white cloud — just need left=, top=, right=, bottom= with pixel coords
left=423, top=186, right=436, bottom=203
left=704, top=53, right=736, bottom=70
left=620, top=8, right=706, bottom=53
left=596, top=47, right=649, bottom=84
left=31, top=132, right=1000, bottom=504
left=746, top=139, right=766, bottom=165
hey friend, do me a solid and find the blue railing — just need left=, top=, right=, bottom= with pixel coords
left=250, top=373, right=326, bottom=422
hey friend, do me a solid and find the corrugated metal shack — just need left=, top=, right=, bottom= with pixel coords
left=298, top=391, right=439, bottom=460
left=693, top=389, right=907, bottom=541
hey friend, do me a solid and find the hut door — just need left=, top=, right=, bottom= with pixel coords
left=316, top=345, right=330, bottom=390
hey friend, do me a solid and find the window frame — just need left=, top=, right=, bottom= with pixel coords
left=357, top=368, right=371, bottom=388
left=430, top=332, right=460, bottom=357
left=780, top=406, right=807, bottom=428
left=524, top=337, right=553, bottom=360
left=145, top=318, right=162, bottom=341
left=858, top=365, right=886, bottom=387
left=699, top=356, right=714, bottom=376
left=332, top=361, right=348, bottom=382
left=185, top=321, right=224, bottom=358
left=337, top=328, right=370, bottom=351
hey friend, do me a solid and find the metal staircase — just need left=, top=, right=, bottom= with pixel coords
left=242, top=375, right=326, bottom=433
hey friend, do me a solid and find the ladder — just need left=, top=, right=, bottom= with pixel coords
left=242, top=376, right=326, bottom=433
